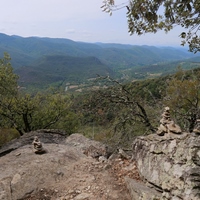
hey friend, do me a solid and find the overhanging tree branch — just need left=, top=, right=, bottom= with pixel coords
left=102, top=0, right=200, bottom=53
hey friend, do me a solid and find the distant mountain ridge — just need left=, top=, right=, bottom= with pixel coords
left=0, top=33, right=195, bottom=68
left=0, top=33, right=197, bottom=90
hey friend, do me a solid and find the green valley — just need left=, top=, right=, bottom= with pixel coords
left=0, top=33, right=199, bottom=91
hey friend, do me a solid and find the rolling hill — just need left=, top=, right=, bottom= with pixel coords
left=15, top=55, right=113, bottom=89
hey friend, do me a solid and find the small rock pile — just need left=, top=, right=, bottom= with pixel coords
left=32, top=136, right=46, bottom=154
left=157, top=107, right=182, bottom=136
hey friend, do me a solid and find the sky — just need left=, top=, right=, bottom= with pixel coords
left=0, top=0, right=185, bottom=47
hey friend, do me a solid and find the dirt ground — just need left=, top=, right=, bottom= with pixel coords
left=22, top=157, right=140, bottom=200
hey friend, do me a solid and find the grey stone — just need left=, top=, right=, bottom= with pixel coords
left=157, top=107, right=182, bottom=135
left=132, top=133, right=200, bottom=200
left=74, top=193, right=91, bottom=200
left=32, top=136, right=46, bottom=154
left=125, top=177, right=162, bottom=200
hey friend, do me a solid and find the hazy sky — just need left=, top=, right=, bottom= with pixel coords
left=0, top=0, right=185, bottom=46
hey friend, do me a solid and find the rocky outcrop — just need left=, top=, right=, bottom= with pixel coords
left=131, top=132, right=200, bottom=200
left=0, top=131, right=133, bottom=200
left=127, top=107, right=200, bottom=199
left=0, top=142, right=83, bottom=200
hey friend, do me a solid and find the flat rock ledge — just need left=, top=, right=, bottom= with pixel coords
left=0, top=131, right=133, bottom=200
left=131, top=132, right=200, bottom=200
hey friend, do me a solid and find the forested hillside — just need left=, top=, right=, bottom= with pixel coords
left=0, top=50, right=200, bottom=150
left=15, top=55, right=113, bottom=89
left=0, top=33, right=199, bottom=90
left=0, top=33, right=200, bottom=147
left=0, top=33, right=194, bottom=69
left=69, top=67, right=200, bottom=147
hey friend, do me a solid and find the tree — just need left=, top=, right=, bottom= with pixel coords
left=0, top=54, right=79, bottom=135
left=75, top=75, right=162, bottom=148
left=10, top=93, right=73, bottom=135
left=164, top=68, right=200, bottom=132
left=102, top=0, right=200, bottom=53
left=0, top=53, right=19, bottom=131
left=87, top=76, right=158, bottom=132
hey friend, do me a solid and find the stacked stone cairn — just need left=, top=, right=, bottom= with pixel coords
left=157, top=107, right=182, bottom=136
left=32, top=136, right=46, bottom=154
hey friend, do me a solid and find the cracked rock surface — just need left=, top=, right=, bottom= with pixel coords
left=132, top=132, right=200, bottom=200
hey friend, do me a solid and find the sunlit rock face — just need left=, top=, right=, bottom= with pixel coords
left=132, top=132, right=200, bottom=200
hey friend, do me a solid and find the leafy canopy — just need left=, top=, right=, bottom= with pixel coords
left=164, top=68, right=200, bottom=132
left=102, top=0, right=200, bottom=53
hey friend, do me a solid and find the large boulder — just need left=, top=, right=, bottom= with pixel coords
left=0, top=131, right=133, bottom=200
left=0, top=143, right=82, bottom=200
left=0, top=131, right=108, bottom=200
left=131, top=132, right=200, bottom=200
